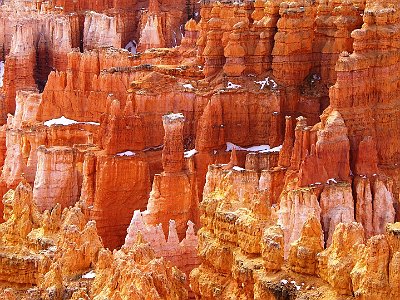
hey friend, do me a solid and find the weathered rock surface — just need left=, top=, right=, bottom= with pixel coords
left=0, top=180, right=102, bottom=289
left=136, top=113, right=199, bottom=241
left=124, top=210, right=199, bottom=276
left=91, top=239, right=188, bottom=300
left=0, top=180, right=189, bottom=299
left=317, top=222, right=365, bottom=295
left=288, top=216, right=324, bottom=275
left=79, top=152, right=152, bottom=249
left=190, top=165, right=276, bottom=299
left=33, top=146, right=79, bottom=212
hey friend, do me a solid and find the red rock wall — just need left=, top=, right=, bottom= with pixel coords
left=80, top=153, right=151, bottom=249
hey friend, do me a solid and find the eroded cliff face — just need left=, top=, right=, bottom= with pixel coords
left=124, top=211, right=199, bottom=276
left=0, top=180, right=190, bottom=299
left=191, top=162, right=400, bottom=300
left=0, top=0, right=197, bottom=124
left=318, top=222, right=400, bottom=299
left=190, top=165, right=275, bottom=299
left=190, top=1, right=400, bottom=298
left=91, top=240, right=189, bottom=300
left=0, top=180, right=102, bottom=295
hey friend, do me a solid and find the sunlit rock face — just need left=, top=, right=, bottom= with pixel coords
left=91, top=240, right=189, bottom=300
left=124, top=211, right=200, bottom=276
left=0, top=180, right=189, bottom=299
left=288, top=216, right=324, bottom=275
left=317, top=222, right=365, bottom=295
left=0, top=180, right=102, bottom=287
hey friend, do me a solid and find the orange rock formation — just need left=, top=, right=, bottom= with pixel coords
left=0, top=180, right=102, bottom=294
left=91, top=238, right=189, bottom=300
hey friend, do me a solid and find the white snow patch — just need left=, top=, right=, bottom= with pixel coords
left=269, top=79, right=277, bottom=88
left=281, top=279, right=288, bottom=284
left=226, top=142, right=282, bottom=153
left=184, top=149, right=198, bottom=158
left=0, top=61, right=4, bottom=88
left=226, top=142, right=269, bottom=152
left=255, top=77, right=278, bottom=89
left=165, top=113, right=185, bottom=120
left=233, top=166, right=245, bottom=171
left=255, top=78, right=268, bottom=89
left=246, top=145, right=271, bottom=152
left=327, top=178, right=337, bottom=184
left=82, top=270, right=96, bottom=279
left=227, top=81, right=241, bottom=89
left=116, top=151, right=136, bottom=157
left=291, top=281, right=302, bottom=291
left=44, top=116, right=77, bottom=126
left=43, top=116, right=99, bottom=127
left=261, top=145, right=282, bottom=153
left=183, top=83, right=194, bottom=89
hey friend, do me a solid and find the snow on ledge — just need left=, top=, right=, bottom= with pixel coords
left=233, top=166, right=245, bottom=171
left=116, top=151, right=136, bottom=157
left=226, top=142, right=269, bottom=152
left=255, top=77, right=278, bottom=89
left=264, top=145, right=283, bottom=153
left=82, top=270, right=96, bottom=279
left=290, top=280, right=302, bottom=291
left=184, top=149, right=198, bottom=158
left=326, top=178, right=337, bottom=184
left=163, top=113, right=185, bottom=121
left=43, top=116, right=100, bottom=127
left=227, top=82, right=241, bottom=89
left=182, top=83, right=194, bottom=89
left=226, top=142, right=282, bottom=153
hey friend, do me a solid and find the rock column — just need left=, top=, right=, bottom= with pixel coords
left=144, top=113, right=199, bottom=239
left=162, top=113, right=185, bottom=173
